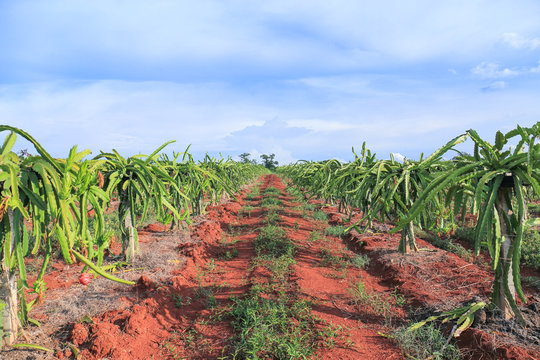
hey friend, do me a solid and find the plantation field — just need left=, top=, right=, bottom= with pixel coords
left=1, top=174, right=538, bottom=360
left=1, top=125, right=539, bottom=360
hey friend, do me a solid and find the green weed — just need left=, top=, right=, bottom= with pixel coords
left=311, top=210, right=328, bottom=221
left=319, top=248, right=345, bottom=269
left=349, top=254, right=370, bottom=269
left=325, top=225, right=346, bottom=238
left=391, top=287, right=406, bottom=307
left=173, top=294, right=192, bottom=308
left=348, top=278, right=391, bottom=318
left=255, top=225, right=295, bottom=258
left=227, top=296, right=336, bottom=360
left=522, top=229, right=540, bottom=271
left=265, top=211, right=280, bottom=225
left=261, top=196, right=282, bottom=207
left=240, top=205, right=256, bottom=216
left=393, top=323, right=461, bottom=360
left=308, top=230, right=323, bottom=242
left=220, top=248, right=239, bottom=260
left=262, top=186, right=281, bottom=196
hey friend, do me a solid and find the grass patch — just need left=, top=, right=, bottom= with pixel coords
left=392, top=323, right=461, bottom=360
left=319, top=248, right=346, bottom=269
left=255, top=225, right=295, bottom=258
left=318, top=247, right=369, bottom=271
left=265, top=211, right=280, bottom=225
left=308, top=230, right=323, bottom=242
left=194, top=261, right=219, bottom=308
left=302, top=203, right=316, bottom=212
left=219, top=247, right=239, bottom=261
left=240, top=205, right=257, bottom=216
left=227, top=296, right=337, bottom=360
left=172, top=294, right=192, bottom=308
left=325, top=225, right=346, bottom=238
left=266, top=256, right=296, bottom=284
left=263, top=204, right=282, bottom=213
left=263, top=186, right=281, bottom=196
left=522, top=229, right=540, bottom=271
left=348, top=278, right=391, bottom=318
left=348, top=254, right=370, bottom=269
left=311, top=210, right=328, bottom=221
left=245, top=186, right=260, bottom=201
left=261, top=196, right=282, bottom=207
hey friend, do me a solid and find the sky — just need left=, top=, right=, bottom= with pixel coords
left=1, top=1, right=539, bottom=164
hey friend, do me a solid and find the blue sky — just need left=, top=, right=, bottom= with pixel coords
left=1, top=1, right=539, bottom=164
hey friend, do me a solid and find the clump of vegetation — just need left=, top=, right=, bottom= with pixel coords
left=255, top=225, right=295, bottom=258
left=265, top=211, right=280, bottom=225
left=261, top=196, right=282, bottom=207
left=302, top=203, right=316, bottom=212
left=349, top=254, right=370, bottom=269
left=325, top=225, right=346, bottom=238
left=318, top=248, right=345, bottom=269
left=227, top=296, right=336, bottom=359
left=220, top=247, right=239, bottom=261
left=392, top=323, right=461, bottom=360
left=244, top=186, right=260, bottom=201
left=348, top=278, right=391, bottom=318
left=311, top=210, right=328, bottom=221
left=173, top=294, right=191, bottom=308
left=308, top=230, right=323, bottom=242
left=521, top=229, right=540, bottom=271
left=240, top=205, right=257, bottom=216
left=263, top=186, right=281, bottom=196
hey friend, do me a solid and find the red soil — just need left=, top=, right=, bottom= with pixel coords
left=320, top=207, right=540, bottom=360
left=6, top=174, right=538, bottom=360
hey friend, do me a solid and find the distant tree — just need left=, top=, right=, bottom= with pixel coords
left=239, top=152, right=258, bottom=165
left=239, top=152, right=251, bottom=163
left=260, top=153, right=278, bottom=170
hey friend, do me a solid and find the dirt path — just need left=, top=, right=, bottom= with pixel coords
left=269, top=174, right=405, bottom=359
left=151, top=174, right=403, bottom=359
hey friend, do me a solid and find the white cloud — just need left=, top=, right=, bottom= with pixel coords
left=0, top=80, right=270, bottom=157
left=471, top=62, right=519, bottom=79
left=2, top=72, right=540, bottom=163
left=482, top=81, right=507, bottom=91
left=3, top=0, right=540, bottom=82
left=391, top=152, right=405, bottom=162
left=471, top=60, right=540, bottom=80
left=501, top=33, right=540, bottom=50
